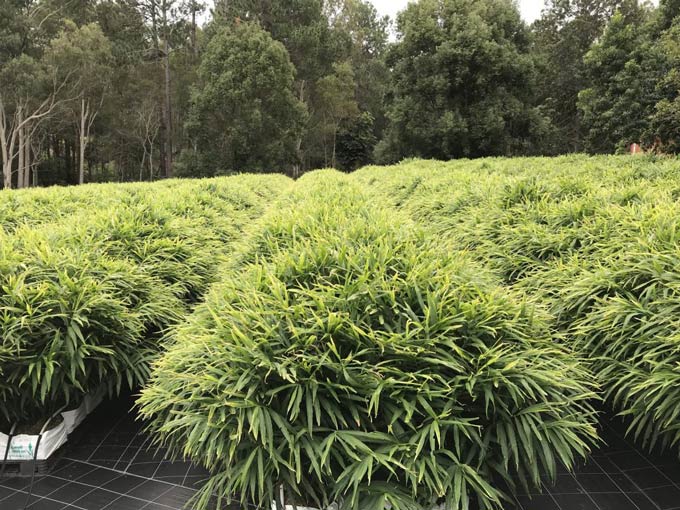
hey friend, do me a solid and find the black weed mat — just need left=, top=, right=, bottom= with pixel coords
left=514, top=418, right=680, bottom=510
left=1, top=396, right=679, bottom=510
left=0, top=394, right=231, bottom=510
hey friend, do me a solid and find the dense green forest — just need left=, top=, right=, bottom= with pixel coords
left=1, top=0, right=679, bottom=188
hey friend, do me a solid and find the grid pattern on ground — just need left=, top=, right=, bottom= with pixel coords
left=514, top=421, right=680, bottom=510
left=2, top=396, right=679, bottom=510
left=0, top=396, right=234, bottom=510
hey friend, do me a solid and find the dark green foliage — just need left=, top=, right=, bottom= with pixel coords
left=531, top=0, right=633, bottom=153
left=659, top=0, right=680, bottom=29
left=5, top=0, right=680, bottom=183
left=648, top=21, right=680, bottom=152
left=139, top=171, right=597, bottom=510
left=213, top=0, right=333, bottom=83
left=578, top=8, right=666, bottom=153
left=179, top=23, right=307, bottom=176
left=378, top=0, right=547, bottom=162
left=336, top=112, right=377, bottom=171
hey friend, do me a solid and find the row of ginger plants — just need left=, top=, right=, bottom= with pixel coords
left=138, top=170, right=600, bottom=510
left=355, top=155, right=680, bottom=458
left=5, top=155, right=676, bottom=508
left=0, top=174, right=292, bottom=429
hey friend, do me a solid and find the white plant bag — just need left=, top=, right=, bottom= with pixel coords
left=0, top=421, right=67, bottom=461
left=61, top=399, right=88, bottom=435
left=84, top=388, right=105, bottom=414
left=0, top=388, right=105, bottom=462
left=271, top=500, right=446, bottom=510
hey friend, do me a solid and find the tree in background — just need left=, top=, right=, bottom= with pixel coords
left=3, top=0, right=680, bottom=188
left=315, top=62, right=360, bottom=168
left=213, top=0, right=334, bottom=174
left=532, top=0, right=637, bottom=154
left=138, top=0, right=181, bottom=178
left=659, top=0, right=680, bottom=29
left=325, top=0, right=390, bottom=152
left=46, top=21, right=113, bottom=184
left=378, top=0, right=547, bottom=162
left=213, top=0, right=333, bottom=82
left=212, top=0, right=388, bottom=174
left=177, top=23, right=306, bottom=176
left=0, top=1, right=33, bottom=61
left=94, top=0, right=161, bottom=182
left=0, top=55, right=61, bottom=189
left=0, top=1, right=58, bottom=189
left=577, top=6, right=665, bottom=153
left=649, top=16, right=680, bottom=151
left=336, top=111, right=378, bottom=171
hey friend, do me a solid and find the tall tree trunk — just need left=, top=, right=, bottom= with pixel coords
left=2, top=161, right=10, bottom=189
left=24, top=131, right=31, bottom=187
left=140, top=149, right=146, bottom=182
left=162, top=1, right=173, bottom=178
left=163, top=38, right=173, bottom=178
left=331, top=124, right=337, bottom=169
left=0, top=101, right=12, bottom=189
left=0, top=86, right=61, bottom=188
left=79, top=98, right=87, bottom=185
left=292, top=80, right=306, bottom=178
left=149, top=140, right=155, bottom=181
left=191, top=1, right=197, bottom=56
left=66, top=139, right=75, bottom=182
left=323, top=116, right=328, bottom=168
left=17, top=107, right=24, bottom=188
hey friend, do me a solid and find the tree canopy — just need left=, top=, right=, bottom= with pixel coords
left=1, top=0, right=679, bottom=188
left=377, top=0, right=546, bottom=162
left=178, top=22, right=307, bottom=176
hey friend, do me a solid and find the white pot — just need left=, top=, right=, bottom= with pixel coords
left=0, top=389, right=105, bottom=462
left=0, top=420, right=67, bottom=461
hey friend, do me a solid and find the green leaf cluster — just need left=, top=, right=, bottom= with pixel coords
left=355, top=155, right=680, bottom=458
left=0, top=174, right=291, bottom=426
left=139, top=171, right=597, bottom=510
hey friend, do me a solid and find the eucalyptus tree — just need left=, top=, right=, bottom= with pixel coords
left=45, top=22, right=114, bottom=184
left=0, top=53, right=70, bottom=189
left=138, top=0, right=181, bottom=178
left=0, top=0, right=59, bottom=188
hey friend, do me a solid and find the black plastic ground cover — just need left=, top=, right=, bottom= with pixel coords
left=0, top=395, right=231, bottom=510
left=514, top=418, right=680, bottom=510
left=1, top=396, right=679, bottom=510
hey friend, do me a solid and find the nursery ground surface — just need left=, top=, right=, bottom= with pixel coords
left=0, top=395, right=234, bottom=510
left=1, top=398, right=679, bottom=510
